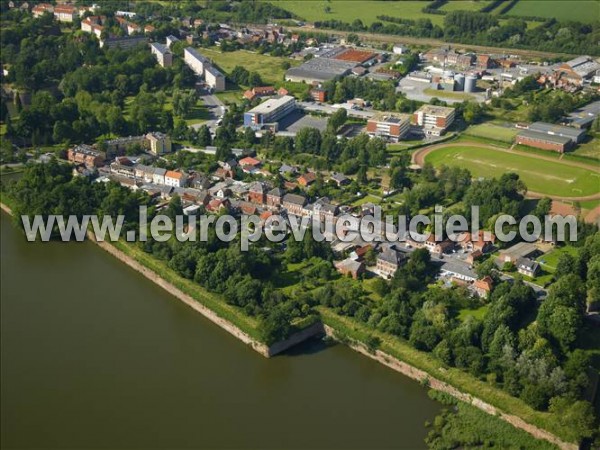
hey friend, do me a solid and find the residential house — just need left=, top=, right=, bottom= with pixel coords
left=472, top=276, right=493, bottom=299
left=312, top=197, right=339, bottom=222
left=54, top=4, right=77, bottom=22
left=279, top=164, right=298, bottom=176
left=330, top=172, right=350, bottom=187
left=456, top=230, right=496, bottom=253
left=266, top=187, right=284, bottom=208
left=335, top=259, right=365, bottom=279
left=248, top=181, right=267, bottom=204
left=206, top=198, right=230, bottom=213
left=298, top=172, right=316, bottom=187
left=499, top=242, right=540, bottom=264
left=282, top=193, right=306, bottom=216
left=516, top=258, right=540, bottom=277
left=377, top=247, right=408, bottom=278
left=32, top=3, right=53, bottom=18
left=153, top=167, right=167, bottom=185
left=67, top=145, right=105, bottom=168
left=191, top=173, right=211, bottom=190
left=239, top=156, right=262, bottom=173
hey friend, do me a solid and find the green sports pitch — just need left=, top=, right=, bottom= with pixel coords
left=424, top=145, right=600, bottom=198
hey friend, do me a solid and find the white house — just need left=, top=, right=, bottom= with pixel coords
left=165, top=170, right=187, bottom=188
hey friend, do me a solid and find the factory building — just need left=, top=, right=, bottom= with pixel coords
left=243, top=96, right=296, bottom=130
left=366, top=113, right=410, bottom=142
left=413, top=105, right=456, bottom=136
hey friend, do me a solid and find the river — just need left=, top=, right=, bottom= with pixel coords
left=0, top=211, right=440, bottom=449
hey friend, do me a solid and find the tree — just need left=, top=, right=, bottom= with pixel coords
left=327, top=107, right=347, bottom=132
left=259, top=307, right=292, bottom=345
left=548, top=396, right=596, bottom=442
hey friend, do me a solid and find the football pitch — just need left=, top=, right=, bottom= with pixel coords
left=424, top=145, right=600, bottom=198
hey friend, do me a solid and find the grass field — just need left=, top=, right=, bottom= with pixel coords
left=272, top=1, right=446, bottom=26
left=439, top=1, right=490, bottom=12
left=199, top=47, right=299, bottom=85
left=506, top=0, right=600, bottom=23
left=424, top=145, right=599, bottom=198
left=572, top=137, right=600, bottom=161
left=463, top=123, right=520, bottom=143
left=536, top=246, right=578, bottom=272
left=423, top=88, right=476, bottom=101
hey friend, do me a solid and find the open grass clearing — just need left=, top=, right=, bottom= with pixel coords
left=196, top=47, right=299, bottom=85
left=271, top=1, right=446, bottom=26
left=463, top=123, right=519, bottom=143
left=424, top=144, right=599, bottom=198
left=506, top=0, right=600, bottom=23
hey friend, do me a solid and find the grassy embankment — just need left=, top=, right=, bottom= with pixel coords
left=318, top=307, right=578, bottom=445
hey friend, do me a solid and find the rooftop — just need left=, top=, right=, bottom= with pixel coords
left=247, top=95, right=295, bottom=115
left=517, top=129, right=572, bottom=145
left=528, top=122, right=586, bottom=141
left=416, top=104, right=455, bottom=117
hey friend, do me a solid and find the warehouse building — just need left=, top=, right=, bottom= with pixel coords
left=413, top=105, right=456, bottom=136
left=285, top=58, right=357, bottom=84
left=527, top=121, right=587, bottom=144
left=366, top=113, right=410, bottom=142
left=150, top=42, right=173, bottom=68
left=515, top=129, right=572, bottom=153
left=243, top=95, right=296, bottom=130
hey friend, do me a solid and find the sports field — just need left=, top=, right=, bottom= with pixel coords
left=272, top=1, right=446, bottom=26
left=506, top=0, right=600, bottom=23
left=424, top=145, right=600, bottom=198
left=463, top=123, right=519, bottom=143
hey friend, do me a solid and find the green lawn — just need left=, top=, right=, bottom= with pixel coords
left=463, top=123, right=519, bottom=143
left=506, top=0, right=600, bottom=23
left=536, top=246, right=578, bottom=272
left=424, top=144, right=600, bottom=198
left=271, top=0, right=446, bottom=26
left=197, top=47, right=299, bottom=85
left=352, top=194, right=382, bottom=207
left=458, top=305, right=489, bottom=321
left=572, top=137, right=600, bottom=161
left=423, top=88, right=475, bottom=101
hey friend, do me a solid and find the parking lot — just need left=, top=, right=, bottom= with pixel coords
left=277, top=110, right=328, bottom=135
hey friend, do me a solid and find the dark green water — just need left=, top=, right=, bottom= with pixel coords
left=0, top=212, right=440, bottom=449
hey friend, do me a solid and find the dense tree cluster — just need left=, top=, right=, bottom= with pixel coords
left=312, top=11, right=599, bottom=55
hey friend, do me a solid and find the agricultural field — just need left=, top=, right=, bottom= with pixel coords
left=505, top=0, right=600, bottom=23
left=463, top=123, right=520, bottom=143
left=271, top=1, right=446, bottom=26
left=424, top=144, right=600, bottom=198
left=199, top=47, right=300, bottom=85
left=439, top=1, right=490, bottom=12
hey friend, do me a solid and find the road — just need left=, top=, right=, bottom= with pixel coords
left=191, top=90, right=226, bottom=132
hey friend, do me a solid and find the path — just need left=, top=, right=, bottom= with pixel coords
left=412, top=141, right=600, bottom=202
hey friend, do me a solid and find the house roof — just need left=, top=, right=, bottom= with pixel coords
left=267, top=187, right=284, bottom=197
left=165, top=170, right=184, bottom=180
left=473, top=276, right=493, bottom=292
left=239, top=156, right=261, bottom=167
left=298, top=172, right=316, bottom=184
left=282, top=193, right=306, bottom=206
left=516, top=257, right=539, bottom=272
left=378, top=248, right=407, bottom=265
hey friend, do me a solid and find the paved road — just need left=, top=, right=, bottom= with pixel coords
left=192, top=91, right=226, bottom=131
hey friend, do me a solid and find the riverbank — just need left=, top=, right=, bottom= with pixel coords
left=321, top=311, right=579, bottom=450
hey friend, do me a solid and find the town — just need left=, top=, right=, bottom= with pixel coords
left=1, top=1, right=599, bottom=450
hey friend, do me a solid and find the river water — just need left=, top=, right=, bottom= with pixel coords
left=0, top=211, right=440, bottom=449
